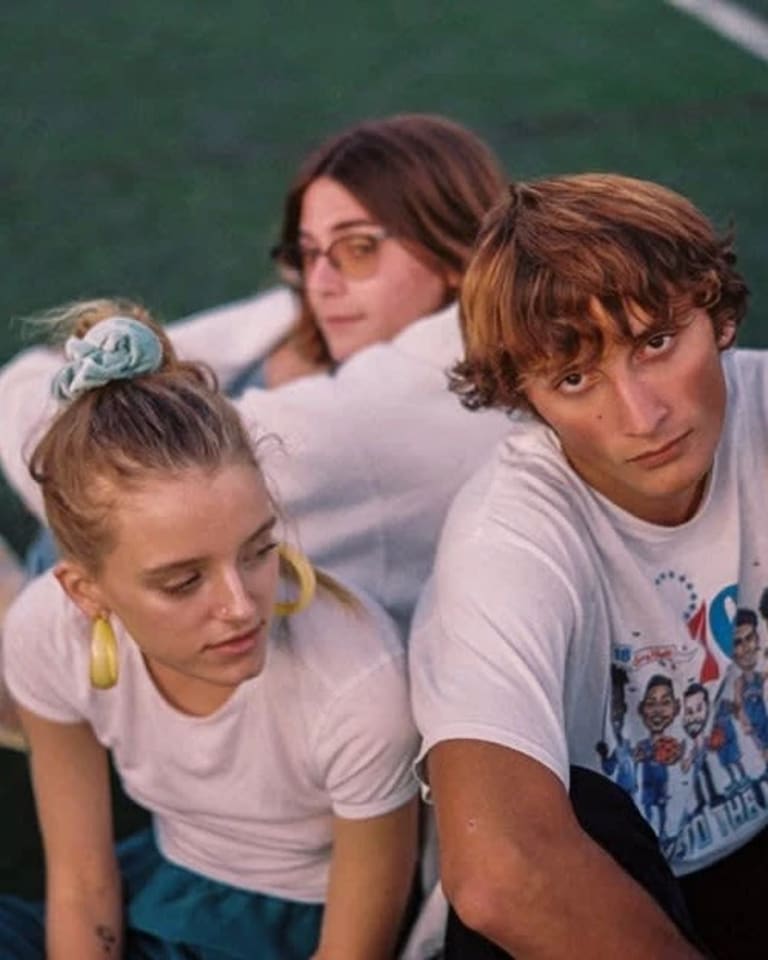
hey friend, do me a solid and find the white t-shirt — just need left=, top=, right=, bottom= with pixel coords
left=0, top=290, right=511, bottom=630
left=5, top=572, right=418, bottom=902
left=411, top=350, right=768, bottom=876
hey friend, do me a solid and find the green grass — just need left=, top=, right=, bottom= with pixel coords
left=1, top=0, right=767, bottom=894
left=744, top=0, right=768, bottom=17
left=1, top=0, right=766, bottom=347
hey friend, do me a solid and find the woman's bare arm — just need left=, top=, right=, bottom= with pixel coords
left=312, top=797, right=419, bottom=960
left=18, top=704, right=122, bottom=960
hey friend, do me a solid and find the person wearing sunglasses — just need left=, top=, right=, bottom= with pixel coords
left=0, top=113, right=512, bottom=636
left=264, top=115, right=486, bottom=381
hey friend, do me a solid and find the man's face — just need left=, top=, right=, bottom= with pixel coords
left=733, top=622, right=759, bottom=670
left=524, top=303, right=733, bottom=526
left=683, top=690, right=709, bottom=739
left=639, top=682, right=679, bottom=735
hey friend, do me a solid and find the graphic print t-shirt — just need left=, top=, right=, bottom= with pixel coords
left=411, top=349, right=768, bottom=876
left=592, top=493, right=768, bottom=873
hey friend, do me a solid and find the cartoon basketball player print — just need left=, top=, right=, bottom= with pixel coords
left=634, top=675, right=683, bottom=842
left=732, top=608, right=768, bottom=777
left=709, top=693, right=749, bottom=794
left=680, top=683, right=724, bottom=815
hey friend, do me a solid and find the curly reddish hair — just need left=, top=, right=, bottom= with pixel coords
left=452, top=173, right=748, bottom=413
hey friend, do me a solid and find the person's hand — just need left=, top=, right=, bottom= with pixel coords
left=263, top=340, right=330, bottom=387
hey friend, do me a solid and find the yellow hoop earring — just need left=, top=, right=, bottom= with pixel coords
left=90, top=616, right=118, bottom=690
left=275, top=544, right=316, bottom=617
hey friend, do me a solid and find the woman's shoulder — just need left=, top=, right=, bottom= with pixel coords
left=275, top=579, right=405, bottom=692
left=337, top=303, right=462, bottom=385
left=3, top=570, right=91, bottom=722
left=5, top=569, right=77, bottom=635
left=250, top=303, right=462, bottom=413
left=275, top=582, right=417, bottom=794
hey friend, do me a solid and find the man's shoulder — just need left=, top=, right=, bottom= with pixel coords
left=722, top=348, right=768, bottom=437
left=439, top=420, right=594, bottom=567
left=726, top=347, right=768, bottom=390
left=448, top=417, right=577, bottom=517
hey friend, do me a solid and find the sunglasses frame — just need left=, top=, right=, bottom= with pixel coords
left=271, top=228, right=391, bottom=288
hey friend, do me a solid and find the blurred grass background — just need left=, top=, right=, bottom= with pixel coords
left=1, top=0, right=767, bottom=896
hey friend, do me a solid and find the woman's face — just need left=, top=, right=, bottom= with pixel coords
left=299, top=177, right=456, bottom=362
left=62, top=462, right=280, bottom=714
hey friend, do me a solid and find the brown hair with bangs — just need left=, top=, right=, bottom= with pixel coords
left=275, top=113, right=506, bottom=367
left=451, top=173, right=749, bottom=413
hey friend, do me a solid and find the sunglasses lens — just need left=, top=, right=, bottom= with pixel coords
left=330, top=234, right=383, bottom=280
left=272, top=233, right=386, bottom=287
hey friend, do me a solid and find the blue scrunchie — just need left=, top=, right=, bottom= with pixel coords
left=51, top=315, right=164, bottom=403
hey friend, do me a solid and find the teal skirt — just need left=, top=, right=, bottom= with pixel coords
left=0, top=829, right=323, bottom=959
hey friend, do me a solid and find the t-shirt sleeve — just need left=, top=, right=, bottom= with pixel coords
left=409, top=528, right=583, bottom=791
left=3, top=575, right=87, bottom=724
left=310, top=648, right=420, bottom=820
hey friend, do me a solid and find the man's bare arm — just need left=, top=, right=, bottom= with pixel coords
left=429, top=740, right=703, bottom=959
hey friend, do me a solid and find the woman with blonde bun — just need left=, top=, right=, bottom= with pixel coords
left=0, top=299, right=419, bottom=960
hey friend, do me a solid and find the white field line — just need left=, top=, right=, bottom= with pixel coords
left=667, top=0, right=768, bottom=63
